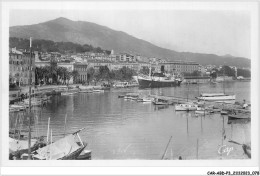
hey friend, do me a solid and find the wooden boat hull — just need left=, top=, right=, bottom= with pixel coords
left=195, top=110, right=211, bottom=115
left=221, top=111, right=228, bottom=115
left=59, top=145, right=86, bottom=160
left=76, top=150, right=92, bottom=160
left=227, top=118, right=250, bottom=124
left=153, top=101, right=168, bottom=105
left=242, top=144, right=251, bottom=158
left=228, top=114, right=251, bottom=120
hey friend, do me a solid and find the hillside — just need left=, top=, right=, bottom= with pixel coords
left=9, top=37, right=110, bottom=54
left=9, top=17, right=250, bottom=67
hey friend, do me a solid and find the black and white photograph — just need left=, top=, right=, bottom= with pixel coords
left=1, top=1, right=259, bottom=175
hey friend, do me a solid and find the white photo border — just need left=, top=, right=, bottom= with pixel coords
left=1, top=0, right=259, bottom=175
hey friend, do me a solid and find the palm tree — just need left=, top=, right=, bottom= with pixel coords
left=43, top=66, right=52, bottom=84
left=87, top=67, right=95, bottom=85
left=71, top=70, right=79, bottom=84
left=56, top=67, right=67, bottom=84
left=64, top=70, right=72, bottom=85
left=35, top=67, right=45, bottom=85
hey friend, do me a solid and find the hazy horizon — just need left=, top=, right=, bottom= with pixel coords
left=9, top=10, right=251, bottom=58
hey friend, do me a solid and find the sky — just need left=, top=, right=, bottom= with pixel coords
left=9, top=9, right=251, bottom=58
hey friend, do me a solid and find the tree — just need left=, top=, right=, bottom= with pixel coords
left=98, top=66, right=110, bottom=82
left=50, top=60, right=58, bottom=83
left=64, top=71, right=72, bottom=84
left=109, top=70, right=116, bottom=80
left=87, top=67, right=95, bottom=85
left=56, top=67, right=68, bottom=84
left=220, top=65, right=235, bottom=77
left=10, top=37, right=109, bottom=54
left=139, top=66, right=150, bottom=75
left=237, top=68, right=251, bottom=78
left=93, top=69, right=100, bottom=86
left=119, top=66, right=135, bottom=81
left=71, top=70, right=79, bottom=84
left=210, top=71, right=217, bottom=79
left=35, top=67, right=45, bottom=85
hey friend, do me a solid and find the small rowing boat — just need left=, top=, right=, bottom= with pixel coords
left=92, top=89, right=104, bottom=93
left=175, top=103, right=197, bottom=111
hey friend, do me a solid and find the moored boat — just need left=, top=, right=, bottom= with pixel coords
left=195, top=107, right=213, bottom=115
left=23, top=99, right=43, bottom=106
left=141, top=97, right=154, bottom=102
left=9, top=107, right=20, bottom=112
left=242, top=144, right=251, bottom=158
left=220, top=110, right=228, bottom=115
left=9, top=137, right=46, bottom=160
left=196, top=93, right=235, bottom=103
left=79, top=89, right=93, bottom=93
left=32, top=128, right=89, bottom=160
left=61, top=92, right=77, bottom=96
left=228, top=110, right=251, bottom=120
left=124, top=93, right=139, bottom=100
left=175, top=103, right=197, bottom=111
left=9, top=104, right=26, bottom=111
left=92, top=89, right=104, bottom=93
left=227, top=118, right=250, bottom=124
left=138, top=73, right=182, bottom=88
left=152, top=98, right=169, bottom=105
left=77, top=149, right=92, bottom=160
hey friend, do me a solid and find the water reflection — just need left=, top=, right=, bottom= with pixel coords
left=9, top=82, right=250, bottom=159
left=153, top=105, right=169, bottom=111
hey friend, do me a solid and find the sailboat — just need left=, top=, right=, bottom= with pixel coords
left=32, top=128, right=87, bottom=160
left=175, top=83, right=198, bottom=111
left=9, top=38, right=41, bottom=160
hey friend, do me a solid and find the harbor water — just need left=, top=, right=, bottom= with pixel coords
left=9, top=81, right=251, bottom=159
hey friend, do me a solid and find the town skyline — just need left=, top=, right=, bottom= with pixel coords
left=10, top=10, right=250, bottom=58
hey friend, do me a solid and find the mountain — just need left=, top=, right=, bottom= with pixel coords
left=10, top=17, right=250, bottom=67
left=9, top=37, right=111, bottom=54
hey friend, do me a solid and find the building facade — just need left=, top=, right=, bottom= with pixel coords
left=118, top=53, right=136, bottom=62
left=87, top=60, right=112, bottom=70
left=74, top=62, right=88, bottom=83
left=9, top=49, right=35, bottom=86
left=159, top=61, right=199, bottom=73
left=183, top=76, right=211, bottom=84
left=57, top=62, right=75, bottom=72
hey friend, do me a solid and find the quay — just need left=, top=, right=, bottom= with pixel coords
left=9, top=84, right=111, bottom=104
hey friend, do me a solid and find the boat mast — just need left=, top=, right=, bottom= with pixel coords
left=149, top=64, right=152, bottom=78
left=28, top=37, right=32, bottom=160
left=187, top=82, right=189, bottom=102
left=198, top=82, right=200, bottom=97
left=223, top=67, right=225, bottom=94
